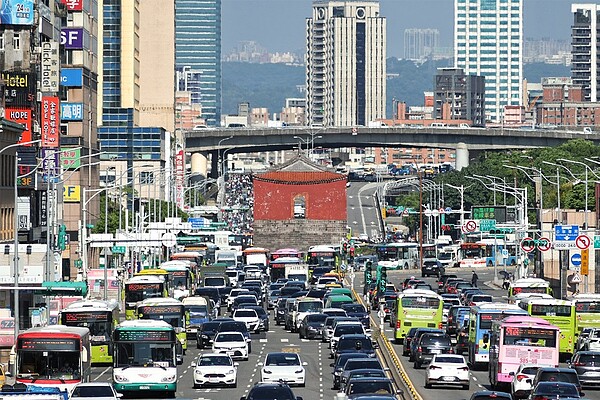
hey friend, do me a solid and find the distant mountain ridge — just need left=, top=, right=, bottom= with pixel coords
left=222, top=60, right=570, bottom=117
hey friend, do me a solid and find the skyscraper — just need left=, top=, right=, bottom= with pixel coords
left=175, top=0, right=222, bottom=126
left=306, top=1, right=386, bottom=127
left=572, top=4, right=600, bottom=102
left=404, top=29, right=440, bottom=61
left=454, top=0, right=523, bottom=123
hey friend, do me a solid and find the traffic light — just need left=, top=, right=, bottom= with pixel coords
left=489, top=228, right=514, bottom=235
left=57, top=224, right=67, bottom=251
left=342, top=242, right=348, bottom=254
left=379, top=267, right=387, bottom=293
left=349, top=246, right=355, bottom=257
left=441, top=225, right=452, bottom=232
left=365, top=262, right=372, bottom=285
left=521, top=239, right=535, bottom=249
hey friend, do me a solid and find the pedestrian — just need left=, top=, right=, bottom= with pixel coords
left=471, top=270, right=479, bottom=287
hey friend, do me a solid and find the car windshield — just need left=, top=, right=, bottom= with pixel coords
left=342, top=304, right=366, bottom=313
left=216, top=333, right=243, bottom=342
left=338, top=338, right=373, bottom=351
left=336, top=325, right=363, bottom=335
left=198, top=356, right=232, bottom=366
left=421, top=335, right=451, bottom=346
left=345, top=360, right=381, bottom=370
left=298, top=302, right=322, bottom=312
left=265, top=353, right=300, bottom=366
left=535, top=383, right=579, bottom=396
left=248, top=386, right=294, bottom=400
left=336, top=354, right=368, bottom=367
left=435, top=356, right=464, bottom=364
left=235, top=310, right=258, bottom=318
left=219, top=322, right=247, bottom=333
left=348, top=381, right=393, bottom=395
left=201, top=322, right=221, bottom=332
left=576, top=354, right=600, bottom=364
left=307, top=314, right=328, bottom=323
left=72, top=386, right=115, bottom=398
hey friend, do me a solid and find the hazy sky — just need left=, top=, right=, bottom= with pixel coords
left=222, top=0, right=576, bottom=57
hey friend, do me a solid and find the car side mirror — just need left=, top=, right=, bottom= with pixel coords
left=330, top=363, right=334, bottom=367
left=234, top=362, right=239, bottom=367
left=296, top=397, right=303, bottom=400
left=580, top=393, right=585, bottom=397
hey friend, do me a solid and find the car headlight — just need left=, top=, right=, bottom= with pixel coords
left=114, top=374, right=129, bottom=382
left=161, top=374, right=176, bottom=382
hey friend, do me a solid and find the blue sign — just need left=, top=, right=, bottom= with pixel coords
left=571, top=253, right=582, bottom=267
left=60, top=68, right=83, bottom=87
left=0, top=0, right=34, bottom=26
left=188, top=218, right=205, bottom=229
left=60, top=102, right=84, bottom=121
left=554, top=225, right=579, bottom=242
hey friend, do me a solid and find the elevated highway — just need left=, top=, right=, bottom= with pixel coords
left=185, top=126, right=600, bottom=175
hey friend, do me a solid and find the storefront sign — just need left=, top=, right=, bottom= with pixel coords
left=41, top=97, right=60, bottom=147
left=40, top=41, right=59, bottom=92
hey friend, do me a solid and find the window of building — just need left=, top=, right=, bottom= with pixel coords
left=293, top=196, right=306, bottom=219
left=12, top=33, right=20, bottom=50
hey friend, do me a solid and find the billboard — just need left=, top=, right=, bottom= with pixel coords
left=61, top=102, right=83, bottom=121
left=60, top=0, right=83, bottom=11
left=0, top=0, right=34, bottom=25
left=5, top=108, right=32, bottom=143
left=40, top=41, right=60, bottom=92
left=175, top=150, right=184, bottom=209
left=60, top=68, right=83, bottom=87
left=41, top=97, right=60, bottom=147
left=39, top=191, right=48, bottom=227
left=60, top=147, right=81, bottom=169
left=2, top=71, right=36, bottom=107
left=61, top=28, right=84, bottom=49
left=63, top=185, right=81, bottom=202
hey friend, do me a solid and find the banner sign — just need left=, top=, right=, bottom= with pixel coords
left=40, top=148, right=60, bottom=177
left=0, top=0, right=34, bottom=25
left=60, top=68, right=83, bottom=87
left=40, top=41, right=59, bottom=92
left=39, top=191, right=48, bottom=227
left=61, top=147, right=81, bottom=169
left=5, top=108, right=33, bottom=143
left=60, top=102, right=83, bottom=120
left=2, top=71, right=35, bottom=107
left=63, top=185, right=81, bottom=202
left=41, top=97, right=60, bottom=147
left=175, top=150, right=184, bottom=209
left=60, top=0, right=83, bottom=11
left=60, top=28, right=84, bottom=49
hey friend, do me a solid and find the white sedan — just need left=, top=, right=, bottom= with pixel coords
left=425, top=354, right=470, bottom=390
left=260, top=352, right=307, bottom=386
left=192, top=353, right=238, bottom=388
left=233, top=308, right=261, bottom=332
left=212, top=331, right=249, bottom=361
left=510, top=364, right=541, bottom=399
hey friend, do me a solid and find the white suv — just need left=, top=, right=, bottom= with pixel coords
left=329, top=322, right=366, bottom=358
left=233, top=308, right=261, bottom=333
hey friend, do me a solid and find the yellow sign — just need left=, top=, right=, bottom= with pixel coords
left=581, top=249, right=589, bottom=276
left=63, top=185, right=81, bottom=202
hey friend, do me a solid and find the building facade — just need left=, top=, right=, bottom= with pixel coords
left=175, top=0, right=221, bottom=126
left=433, top=68, right=486, bottom=126
left=454, top=0, right=523, bottom=123
left=404, top=28, right=439, bottom=61
left=572, top=4, right=600, bottom=102
left=306, top=1, right=386, bottom=127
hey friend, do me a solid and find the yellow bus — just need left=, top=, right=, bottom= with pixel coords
left=391, top=289, right=443, bottom=344
left=135, top=268, right=172, bottom=297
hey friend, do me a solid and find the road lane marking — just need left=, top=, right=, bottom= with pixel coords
left=93, top=366, right=111, bottom=381
left=281, top=338, right=289, bottom=342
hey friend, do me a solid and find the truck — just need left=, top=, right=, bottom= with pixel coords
left=199, top=264, right=229, bottom=288
left=215, top=249, right=238, bottom=267
left=285, top=264, right=310, bottom=288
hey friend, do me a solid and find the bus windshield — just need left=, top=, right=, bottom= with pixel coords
left=530, top=304, right=572, bottom=317
left=115, top=342, right=174, bottom=368
left=138, top=306, right=184, bottom=328
left=298, top=302, right=322, bottom=312
left=18, top=345, right=81, bottom=380
left=126, top=283, right=163, bottom=303
left=401, top=296, right=440, bottom=309
left=61, top=312, right=110, bottom=342
left=186, top=305, right=208, bottom=317
left=170, top=271, right=188, bottom=288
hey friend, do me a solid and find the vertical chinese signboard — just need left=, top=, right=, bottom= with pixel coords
left=41, top=41, right=60, bottom=92
left=175, top=150, right=184, bottom=209
left=41, top=96, right=60, bottom=147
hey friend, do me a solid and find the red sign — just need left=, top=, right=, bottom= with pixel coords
left=41, top=96, right=60, bottom=147
left=538, top=237, right=551, bottom=252
left=61, top=0, right=83, bottom=11
left=521, top=237, right=535, bottom=252
left=175, top=150, right=185, bottom=209
left=465, top=220, right=477, bottom=232
left=5, top=108, right=33, bottom=144
left=576, top=235, right=591, bottom=250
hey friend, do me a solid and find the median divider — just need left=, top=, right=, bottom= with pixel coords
left=351, top=287, right=423, bottom=400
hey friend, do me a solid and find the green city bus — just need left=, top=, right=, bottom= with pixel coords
left=123, top=275, right=167, bottom=320
left=136, top=297, right=187, bottom=352
left=391, top=289, right=443, bottom=344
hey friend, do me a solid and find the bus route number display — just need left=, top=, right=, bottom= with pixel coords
left=504, top=327, right=555, bottom=339
left=18, top=338, right=79, bottom=351
left=64, top=312, right=108, bottom=322
left=115, top=330, right=173, bottom=342
left=140, top=306, right=181, bottom=315
left=126, top=283, right=160, bottom=291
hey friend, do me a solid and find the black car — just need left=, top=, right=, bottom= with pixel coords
left=343, top=377, right=397, bottom=398
left=298, top=313, right=328, bottom=340
left=341, top=303, right=370, bottom=330
left=243, top=304, right=270, bottom=332
left=311, top=267, right=332, bottom=284
left=331, top=352, right=370, bottom=391
left=413, top=333, right=453, bottom=368
left=280, top=286, right=303, bottom=297
left=231, top=295, right=259, bottom=314
left=408, top=328, right=445, bottom=361
left=339, top=358, right=384, bottom=391
left=275, top=297, right=290, bottom=325
left=240, top=382, right=303, bottom=400
left=469, top=391, right=513, bottom=400
left=306, top=289, right=327, bottom=300
left=217, top=320, right=252, bottom=353
left=529, top=382, right=581, bottom=400
left=402, top=327, right=419, bottom=356
left=335, top=334, right=376, bottom=360
left=422, top=260, right=443, bottom=277
left=568, top=351, right=600, bottom=386
left=195, top=287, right=221, bottom=310
left=196, top=321, right=222, bottom=349
left=532, top=367, right=583, bottom=395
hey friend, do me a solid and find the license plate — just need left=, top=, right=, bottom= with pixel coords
left=431, top=349, right=441, bottom=354
left=139, top=386, right=150, bottom=390
left=585, top=372, right=600, bottom=377
left=209, top=378, right=219, bottom=383
left=443, top=377, right=456, bottom=382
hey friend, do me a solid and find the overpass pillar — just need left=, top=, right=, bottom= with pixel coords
left=209, top=150, right=219, bottom=179
left=455, top=143, right=469, bottom=171
left=190, top=152, right=208, bottom=181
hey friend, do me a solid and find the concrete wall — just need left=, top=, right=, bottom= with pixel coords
left=253, top=219, right=346, bottom=251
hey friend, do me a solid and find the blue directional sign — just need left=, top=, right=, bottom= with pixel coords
left=571, top=253, right=582, bottom=267
left=555, top=225, right=579, bottom=242
left=188, top=218, right=205, bottom=229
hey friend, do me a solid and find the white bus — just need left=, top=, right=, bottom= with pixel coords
left=112, top=320, right=177, bottom=396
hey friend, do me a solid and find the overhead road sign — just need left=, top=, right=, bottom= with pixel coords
left=554, top=225, right=579, bottom=242
left=161, top=232, right=177, bottom=247
left=479, top=219, right=496, bottom=232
